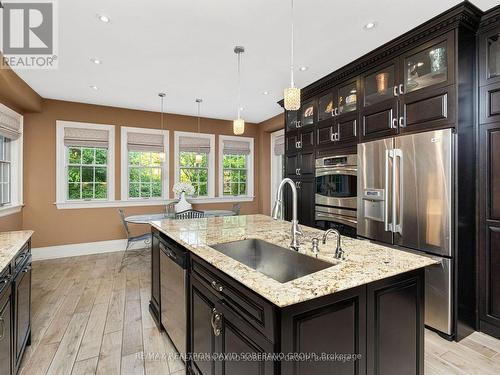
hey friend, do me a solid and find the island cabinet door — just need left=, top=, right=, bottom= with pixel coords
left=189, top=277, right=219, bottom=375
left=216, top=302, right=275, bottom=375
left=280, top=286, right=367, bottom=375
left=150, top=233, right=161, bottom=325
left=366, top=269, right=424, bottom=375
left=0, top=282, right=12, bottom=375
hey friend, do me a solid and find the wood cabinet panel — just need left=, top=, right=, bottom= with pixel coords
left=401, top=86, right=455, bottom=133
left=487, top=227, right=500, bottom=319
left=14, top=262, right=31, bottom=372
left=285, top=154, right=298, bottom=177
left=480, top=82, right=500, bottom=124
left=317, top=125, right=334, bottom=146
left=490, top=129, right=500, bottom=220
left=189, top=278, right=218, bottom=375
left=297, top=179, right=315, bottom=228
left=0, top=285, right=12, bottom=375
left=150, top=233, right=161, bottom=325
left=337, top=115, right=358, bottom=146
left=298, top=151, right=315, bottom=177
left=367, top=270, right=424, bottom=375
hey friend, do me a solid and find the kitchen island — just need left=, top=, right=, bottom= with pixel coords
left=149, top=214, right=435, bottom=375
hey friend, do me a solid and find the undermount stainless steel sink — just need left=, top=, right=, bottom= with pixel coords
left=211, top=239, right=335, bottom=283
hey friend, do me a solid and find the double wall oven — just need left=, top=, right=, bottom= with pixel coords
left=315, top=154, right=357, bottom=235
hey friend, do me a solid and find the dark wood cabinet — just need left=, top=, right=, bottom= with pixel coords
left=479, top=25, right=500, bottom=87
left=286, top=110, right=300, bottom=130
left=13, top=258, right=31, bottom=374
left=366, top=269, right=424, bottom=375
left=300, top=98, right=316, bottom=128
left=0, top=239, right=32, bottom=375
left=337, top=114, right=358, bottom=146
left=286, top=151, right=314, bottom=178
left=281, top=286, right=367, bottom=375
left=187, top=254, right=424, bottom=375
left=189, top=278, right=218, bottom=375
left=0, top=272, right=12, bottom=375
left=480, top=81, right=500, bottom=124
left=479, top=123, right=500, bottom=339
left=150, top=233, right=161, bottom=325
left=296, top=179, right=315, bottom=227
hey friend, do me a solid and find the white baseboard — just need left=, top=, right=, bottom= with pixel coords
left=32, top=238, right=150, bottom=261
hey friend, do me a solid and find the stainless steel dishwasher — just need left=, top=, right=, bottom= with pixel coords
left=159, top=240, right=188, bottom=357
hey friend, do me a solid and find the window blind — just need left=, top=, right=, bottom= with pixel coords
left=273, top=134, right=285, bottom=156
left=179, top=136, right=211, bottom=154
left=127, top=132, right=164, bottom=152
left=64, top=127, right=109, bottom=148
left=0, top=111, right=22, bottom=140
left=223, top=139, right=251, bottom=155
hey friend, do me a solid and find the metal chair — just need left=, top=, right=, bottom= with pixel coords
left=175, top=209, right=205, bottom=219
left=232, top=203, right=241, bottom=215
left=118, top=208, right=152, bottom=271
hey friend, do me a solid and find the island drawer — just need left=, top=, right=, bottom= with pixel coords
left=0, top=266, right=11, bottom=295
left=190, top=255, right=277, bottom=343
left=14, top=242, right=30, bottom=271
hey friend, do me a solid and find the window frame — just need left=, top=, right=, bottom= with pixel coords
left=56, top=121, right=115, bottom=205
left=120, top=126, right=169, bottom=201
left=174, top=131, right=215, bottom=199
left=0, top=103, right=23, bottom=218
left=218, top=135, right=254, bottom=199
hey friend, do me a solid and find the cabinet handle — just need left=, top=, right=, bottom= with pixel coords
left=211, top=280, right=224, bottom=293
left=334, top=107, right=338, bottom=116
left=296, top=121, right=301, bottom=128
left=297, top=140, right=302, bottom=149
left=335, top=133, right=340, bottom=141
left=391, top=118, right=398, bottom=129
left=399, top=116, right=405, bottom=128
left=393, top=85, right=398, bottom=97
left=0, top=318, right=4, bottom=340
left=22, top=266, right=31, bottom=273
left=296, top=181, right=301, bottom=189
left=398, top=84, right=404, bottom=95
left=330, top=132, right=336, bottom=142
left=297, top=168, right=301, bottom=176
left=353, top=120, right=357, bottom=136
left=211, top=308, right=223, bottom=337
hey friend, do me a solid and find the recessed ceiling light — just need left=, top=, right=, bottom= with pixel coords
left=97, top=14, right=110, bottom=23
left=90, top=85, right=99, bottom=90
left=263, top=91, right=269, bottom=95
left=364, top=21, right=377, bottom=30
left=90, top=58, right=102, bottom=65
left=299, top=66, right=308, bottom=71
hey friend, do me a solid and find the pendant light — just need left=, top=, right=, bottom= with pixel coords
left=233, top=46, right=245, bottom=135
left=195, top=98, right=203, bottom=164
left=158, top=92, right=166, bottom=161
left=283, top=0, right=300, bottom=111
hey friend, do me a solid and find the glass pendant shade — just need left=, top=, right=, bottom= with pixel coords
left=233, top=118, right=245, bottom=135
left=284, top=86, right=301, bottom=111
left=195, top=153, right=203, bottom=164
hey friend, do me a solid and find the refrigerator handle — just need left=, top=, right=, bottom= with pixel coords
left=393, top=148, right=403, bottom=234
left=384, top=149, right=393, bottom=232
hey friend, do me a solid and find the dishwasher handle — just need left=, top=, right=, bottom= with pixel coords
left=159, top=242, right=187, bottom=268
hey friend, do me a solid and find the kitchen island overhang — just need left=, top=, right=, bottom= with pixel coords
left=149, top=214, right=435, bottom=375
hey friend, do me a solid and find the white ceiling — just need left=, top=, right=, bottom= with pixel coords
left=13, top=0, right=498, bottom=123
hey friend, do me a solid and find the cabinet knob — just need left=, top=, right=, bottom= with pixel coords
left=398, top=84, right=404, bottom=95
left=211, top=280, right=224, bottom=292
left=399, top=116, right=405, bottom=128
left=393, top=85, right=398, bottom=97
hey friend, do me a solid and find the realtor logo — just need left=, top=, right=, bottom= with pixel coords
left=0, top=0, right=58, bottom=69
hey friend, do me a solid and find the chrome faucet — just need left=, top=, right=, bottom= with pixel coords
left=272, top=178, right=303, bottom=251
left=322, top=229, right=344, bottom=259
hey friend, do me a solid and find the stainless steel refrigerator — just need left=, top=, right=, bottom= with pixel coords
left=357, top=128, right=453, bottom=336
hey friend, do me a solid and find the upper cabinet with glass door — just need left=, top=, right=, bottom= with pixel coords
left=317, top=91, right=335, bottom=126
left=338, top=81, right=358, bottom=115
left=404, top=41, right=448, bottom=93
left=286, top=110, right=300, bottom=131
left=299, top=99, right=316, bottom=128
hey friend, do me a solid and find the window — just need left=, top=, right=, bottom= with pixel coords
left=0, top=136, right=11, bottom=205
left=174, top=131, right=215, bottom=198
left=219, top=135, right=254, bottom=198
left=0, top=103, right=22, bottom=216
left=67, top=146, right=108, bottom=200
left=56, top=121, right=115, bottom=205
left=121, top=127, right=168, bottom=200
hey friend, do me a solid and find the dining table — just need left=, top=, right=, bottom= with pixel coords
left=124, top=209, right=236, bottom=224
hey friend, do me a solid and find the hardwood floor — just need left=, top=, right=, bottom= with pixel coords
left=20, top=251, right=500, bottom=375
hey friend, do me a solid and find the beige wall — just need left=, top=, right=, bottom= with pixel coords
left=22, top=99, right=261, bottom=247
left=257, top=114, right=285, bottom=215
left=0, top=212, right=23, bottom=232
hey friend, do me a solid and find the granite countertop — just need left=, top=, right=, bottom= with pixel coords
left=150, top=215, right=437, bottom=308
left=0, top=230, right=33, bottom=272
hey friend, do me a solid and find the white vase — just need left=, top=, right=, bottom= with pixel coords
left=175, top=191, right=192, bottom=213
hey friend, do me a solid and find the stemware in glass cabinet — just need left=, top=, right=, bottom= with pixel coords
left=338, top=82, right=357, bottom=114
left=301, top=100, right=315, bottom=127
left=364, top=66, right=395, bottom=106
left=286, top=110, right=299, bottom=130
left=405, top=42, right=447, bottom=93
left=318, top=92, right=335, bottom=121
left=487, top=33, right=500, bottom=79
